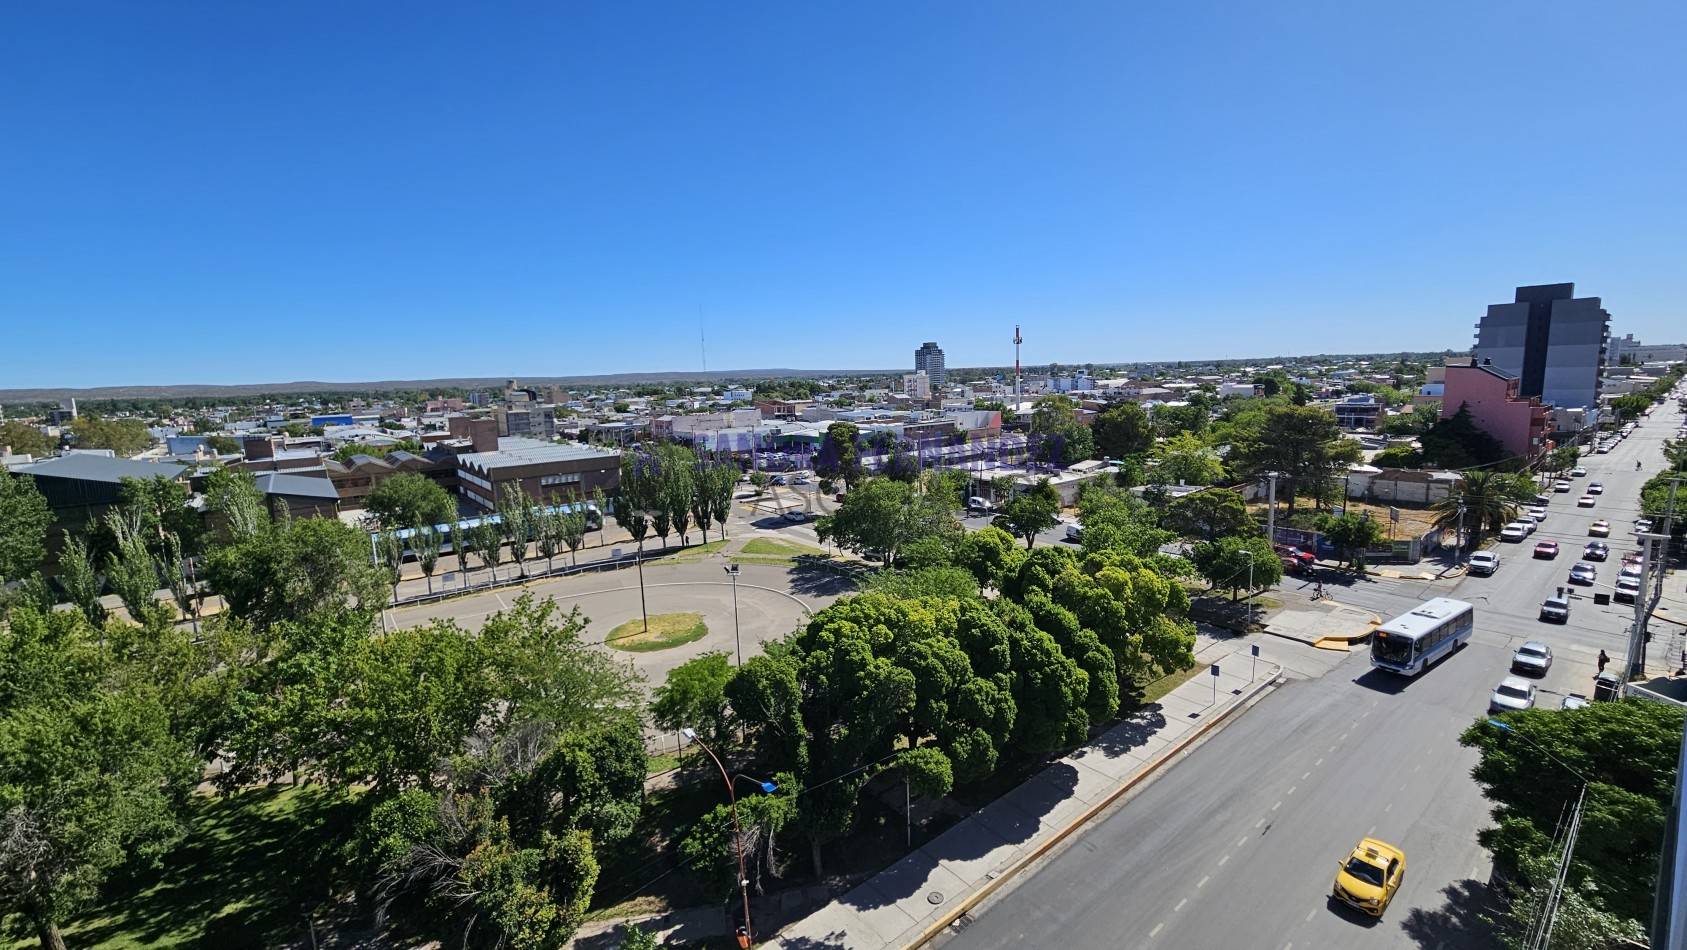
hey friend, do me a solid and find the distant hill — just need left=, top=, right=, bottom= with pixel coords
left=0, top=369, right=898, bottom=402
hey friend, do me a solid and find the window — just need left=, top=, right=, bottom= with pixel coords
left=540, top=472, right=582, bottom=487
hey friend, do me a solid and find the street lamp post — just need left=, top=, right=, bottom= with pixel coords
left=632, top=507, right=662, bottom=632
left=1456, top=502, right=1467, bottom=568
left=724, top=563, right=743, bottom=667
left=681, top=728, right=778, bottom=948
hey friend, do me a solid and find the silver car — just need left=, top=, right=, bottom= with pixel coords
left=1490, top=677, right=1537, bottom=714
left=1511, top=641, right=1553, bottom=676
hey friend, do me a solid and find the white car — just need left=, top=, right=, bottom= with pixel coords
left=1512, top=642, right=1553, bottom=676
left=1500, top=523, right=1529, bottom=543
left=1065, top=522, right=1083, bottom=542
left=1527, top=507, right=1548, bottom=523
left=1467, top=551, right=1500, bottom=575
left=1577, top=496, right=1596, bottom=508
left=781, top=509, right=810, bottom=523
left=1553, top=480, right=1572, bottom=493
left=1570, top=467, right=1588, bottom=477
left=1490, top=676, right=1538, bottom=714
left=1615, top=577, right=1641, bottom=603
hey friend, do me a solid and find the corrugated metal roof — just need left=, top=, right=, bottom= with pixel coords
left=14, top=454, right=189, bottom=484
left=255, top=472, right=341, bottom=500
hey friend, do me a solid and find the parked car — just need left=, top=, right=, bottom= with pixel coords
left=1615, top=577, right=1641, bottom=603
left=1553, top=480, right=1572, bottom=492
left=1467, top=551, right=1499, bottom=576
left=1531, top=493, right=1552, bottom=507
left=1561, top=693, right=1590, bottom=710
left=1512, top=641, right=1554, bottom=676
left=1588, top=520, right=1611, bottom=537
left=1490, top=676, right=1538, bottom=713
left=782, top=508, right=809, bottom=522
left=1636, top=518, right=1654, bottom=534
left=1539, top=593, right=1571, bottom=622
left=1527, top=506, right=1548, bottom=523
left=1533, top=540, right=1559, bottom=559
left=1065, top=522, right=1083, bottom=542
left=1588, top=482, right=1604, bottom=494
left=1569, top=562, right=1597, bottom=585
left=792, top=475, right=811, bottom=485
left=1500, top=523, right=1529, bottom=543
left=1583, top=541, right=1609, bottom=561
left=965, top=496, right=995, bottom=513
left=771, top=475, right=787, bottom=486
left=1332, top=839, right=1407, bottom=917
left=1570, top=466, right=1588, bottom=477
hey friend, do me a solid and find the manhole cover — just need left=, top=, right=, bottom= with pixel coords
left=927, top=891, right=945, bottom=905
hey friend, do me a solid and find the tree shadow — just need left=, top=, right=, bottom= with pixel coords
left=1398, top=878, right=1502, bottom=949
left=1077, top=707, right=1169, bottom=760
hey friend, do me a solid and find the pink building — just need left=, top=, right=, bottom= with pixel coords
left=1440, top=362, right=1554, bottom=461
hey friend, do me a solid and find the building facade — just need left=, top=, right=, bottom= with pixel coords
left=903, top=372, right=932, bottom=400
left=1607, top=333, right=1687, bottom=367
left=1475, top=282, right=1610, bottom=410
left=1440, top=362, right=1554, bottom=461
left=914, top=341, right=947, bottom=387
left=456, top=438, right=622, bottom=512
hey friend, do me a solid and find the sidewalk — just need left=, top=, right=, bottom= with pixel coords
left=753, top=635, right=1284, bottom=950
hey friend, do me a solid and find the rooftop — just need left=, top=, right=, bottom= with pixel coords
left=458, top=438, right=621, bottom=472
left=14, top=454, right=189, bottom=484
left=255, top=472, right=341, bottom=500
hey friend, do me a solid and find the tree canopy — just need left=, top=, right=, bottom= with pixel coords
left=364, top=472, right=457, bottom=531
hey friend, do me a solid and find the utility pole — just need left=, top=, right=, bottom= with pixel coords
left=1456, top=503, right=1467, bottom=567
left=1658, top=478, right=1681, bottom=603
left=1265, top=472, right=1280, bottom=545
left=1626, top=532, right=1664, bottom=680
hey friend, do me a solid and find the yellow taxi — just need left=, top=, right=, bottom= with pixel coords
left=1332, top=838, right=1406, bottom=916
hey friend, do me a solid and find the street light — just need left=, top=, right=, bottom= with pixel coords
left=680, top=728, right=779, bottom=948
left=724, top=563, right=743, bottom=667
left=632, top=507, right=661, bottom=632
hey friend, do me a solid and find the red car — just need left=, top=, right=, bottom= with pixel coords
left=1275, top=544, right=1316, bottom=571
left=1533, top=540, right=1560, bottom=559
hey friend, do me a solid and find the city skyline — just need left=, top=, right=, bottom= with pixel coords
left=3, top=2, right=1683, bottom=388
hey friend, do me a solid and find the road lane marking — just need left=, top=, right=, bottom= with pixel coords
left=1301, top=771, right=1310, bottom=780
left=1305, top=908, right=1316, bottom=921
left=1414, top=764, right=1421, bottom=772
left=1256, top=818, right=1265, bottom=828
left=1272, top=801, right=1282, bottom=811
left=1385, top=802, right=1393, bottom=812
left=1340, top=733, right=1349, bottom=741
left=1373, top=699, right=1379, bottom=706
left=1287, top=786, right=1297, bottom=795
left=1315, top=758, right=1323, bottom=766
left=1175, top=898, right=1187, bottom=912
left=1368, top=825, right=1376, bottom=835
left=1219, top=855, right=1230, bottom=866
left=1237, top=836, right=1248, bottom=848
left=1150, top=923, right=1164, bottom=937
left=1328, top=745, right=1337, bottom=753
left=1198, top=875, right=1210, bottom=888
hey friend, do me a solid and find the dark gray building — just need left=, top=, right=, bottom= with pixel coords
left=1475, top=283, right=1609, bottom=410
left=914, top=341, right=947, bottom=387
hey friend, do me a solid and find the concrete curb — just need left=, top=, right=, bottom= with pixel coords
left=895, top=663, right=1286, bottom=950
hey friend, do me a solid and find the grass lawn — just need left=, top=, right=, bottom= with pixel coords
left=14, top=786, right=368, bottom=950
left=604, top=613, right=709, bottom=652
left=739, top=538, right=826, bottom=558
left=1135, top=662, right=1209, bottom=707
left=655, top=539, right=729, bottom=563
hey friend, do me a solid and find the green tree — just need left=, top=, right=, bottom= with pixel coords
left=992, top=478, right=1061, bottom=549
left=1030, top=394, right=1077, bottom=435
left=67, top=414, right=152, bottom=456
left=816, top=477, right=959, bottom=567
left=1161, top=488, right=1256, bottom=542
left=202, top=467, right=268, bottom=541
left=203, top=517, right=391, bottom=628
left=103, top=509, right=164, bottom=623
left=1073, top=484, right=1172, bottom=559
left=813, top=421, right=863, bottom=493
left=1086, top=401, right=1153, bottom=462
left=55, top=532, right=106, bottom=627
left=1461, top=700, right=1683, bottom=926
left=1152, top=403, right=1210, bottom=439
left=470, top=518, right=505, bottom=583
left=498, top=483, right=539, bottom=579
left=1318, top=512, right=1385, bottom=571
left=364, top=472, right=456, bottom=531
left=650, top=652, right=736, bottom=748
left=414, top=524, right=444, bottom=593
left=0, top=473, right=51, bottom=582
left=1149, top=432, right=1226, bottom=486
left=1418, top=403, right=1510, bottom=470
left=0, top=608, right=197, bottom=950
left=1232, top=404, right=1360, bottom=511
left=1191, top=535, right=1281, bottom=601
left=117, top=475, right=200, bottom=555
left=0, top=421, right=55, bottom=458
left=1430, top=470, right=1529, bottom=550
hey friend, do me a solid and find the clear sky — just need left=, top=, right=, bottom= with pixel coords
left=2, top=2, right=1683, bottom=388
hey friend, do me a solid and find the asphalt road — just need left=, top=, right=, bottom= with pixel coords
left=942, top=407, right=1683, bottom=950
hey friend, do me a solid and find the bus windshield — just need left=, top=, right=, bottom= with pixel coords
left=1372, top=633, right=1415, bottom=666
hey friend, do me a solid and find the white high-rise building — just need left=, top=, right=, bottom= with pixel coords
left=903, top=372, right=931, bottom=400
left=914, top=341, right=946, bottom=387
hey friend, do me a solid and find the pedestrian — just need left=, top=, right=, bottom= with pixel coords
left=1597, top=650, right=1609, bottom=674
left=1313, top=580, right=1324, bottom=601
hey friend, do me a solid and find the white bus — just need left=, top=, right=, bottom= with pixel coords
left=1370, top=598, right=1476, bottom=676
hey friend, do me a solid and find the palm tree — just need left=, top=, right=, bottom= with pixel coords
left=1431, top=470, right=1528, bottom=550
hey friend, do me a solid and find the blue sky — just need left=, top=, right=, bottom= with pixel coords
left=2, top=2, right=1683, bottom=388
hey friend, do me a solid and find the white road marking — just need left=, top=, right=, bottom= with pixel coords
left=1219, top=854, right=1230, bottom=866
left=1340, top=733, right=1349, bottom=741
left=1372, top=699, right=1379, bottom=706
left=1287, top=786, right=1297, bottom=795
left=1256, top=818, right=1265, bottom=828
left=1198, top=875, right=1210, bottom=888
left=1150, top=923, right=1164, bottom=937
left=1414, top=764, right=1421, bottom=772
left=1368, top=825, right=1376, bottom=835
left=1237, top=836, right=1248, bottom=848
left=1272, top=801, right=1282, bottom=811
left=1315, top=757, right=1323, bottom=766
left=1301, top=771, right=1310, bottom=780
left=1385, top=802, right=1393, bottom=812
left=1305, top=908, right=1317, bottom=921
left=1328, top=745, right=1337, bottom=753
left=1175, top=898, right=1188, bottom=912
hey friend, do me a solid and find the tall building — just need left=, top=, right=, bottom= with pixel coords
left=914, top=341, right=946, bottom=387
left=1474, top=283, right=1609, bottom=410
left=903, top=371, right=931, bottom=400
